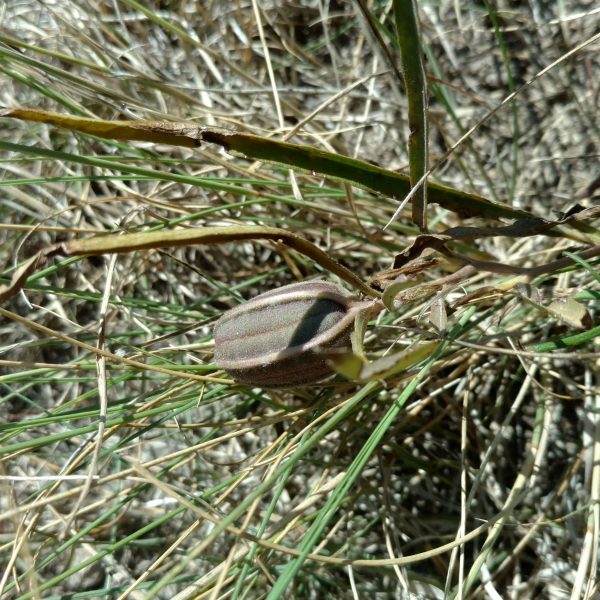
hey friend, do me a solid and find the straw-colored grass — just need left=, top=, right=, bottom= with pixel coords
left=1, top=2, right=599, bottom=598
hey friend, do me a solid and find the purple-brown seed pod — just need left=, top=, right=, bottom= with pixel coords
left=213, top=280, right=361, bottom=387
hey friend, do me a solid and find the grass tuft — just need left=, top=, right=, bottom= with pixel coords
left=1, top=1, right=599, bottom=598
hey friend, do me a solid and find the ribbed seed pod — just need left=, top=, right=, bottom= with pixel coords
left=213, top=281, right=360, bottom=387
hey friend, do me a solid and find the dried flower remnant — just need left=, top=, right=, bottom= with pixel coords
left=213, top=281, right=364, bottom=387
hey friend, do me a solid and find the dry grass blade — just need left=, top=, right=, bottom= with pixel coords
left=0, top=225, right=378, bottom=302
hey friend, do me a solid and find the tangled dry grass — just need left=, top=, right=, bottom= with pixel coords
left=1, top=1, right=599, bottom=598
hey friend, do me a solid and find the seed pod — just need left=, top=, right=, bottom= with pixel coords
left=213, top=280, right=360, bottom=387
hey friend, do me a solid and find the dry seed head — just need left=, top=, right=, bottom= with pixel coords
left=213, top=280, right=362, bottom=387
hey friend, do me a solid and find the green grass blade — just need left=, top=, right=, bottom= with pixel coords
left=267, top=307, right=476, bottom=598
left=393, top=0, right=429, bottom=230
left=2, top=110, right=532, bottom=221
